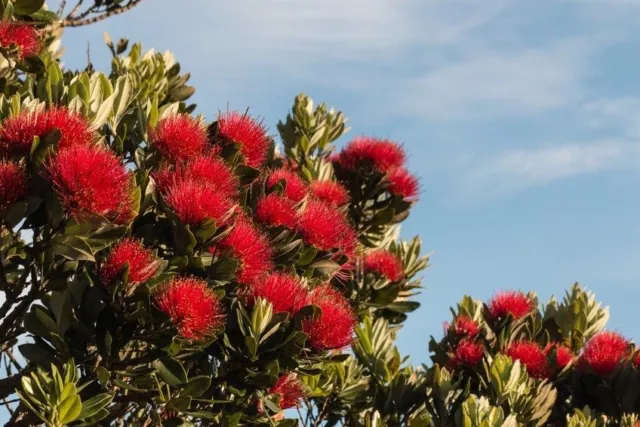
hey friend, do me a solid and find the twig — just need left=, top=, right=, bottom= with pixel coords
left=62, top=0, right=147, bottom=27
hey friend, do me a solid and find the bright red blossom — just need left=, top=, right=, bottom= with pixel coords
left=154, top=154, right=238, bottom=198
left=269, top=374, right=306, bottom=410
left=216, top=111, right=269, bottom=168
left=453, top=339, right=484, bottom=367
left=0, top=22, right=40, bottom=59
left=0, top=108, right=94, bottom=157
left=45, top=146, right=130, bottom=220
left=386, top=168, right=419, bottom=201
left=338, top=137, right=406, bottom=172
left=266, top=169, right=307, bottom=203
left=487, top=291, right=533, bottom=320
left=506, top=341, right=549, bottom=379
left=296, top=285, right=356, bottom=351
left=163, top=179, right=234, bottom=227
left=309, top=180, right=349, bottom=206
left=100, top=238, right=159, bottom=286
left=581, top=331, right=629, bottom=376
left=0, top=161, right=26, bottom=210
left=453, top=316, right=480, bottom=338
left=255, top=194, right=298, bottom=229
left=544, top=343, right=574, bottom=370
left=156, top=277, right=224, bottom=340
left=149, top=115, right=208, bottom=162
left=298, top=199, right=353, bottom=252
left=211, top=216, right=273, bottom=285
left=245, top=273, right=308, bottom=314
left=363, top=250, right=404, bottom=282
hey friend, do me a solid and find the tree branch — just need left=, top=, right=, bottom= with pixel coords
left=62, top=0, right=147, bottom=27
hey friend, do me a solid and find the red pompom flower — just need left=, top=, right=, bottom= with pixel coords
left=156, top=277, right=224, bottom=340
left=452, top=316, right=480, bottom=338
left=266, top=169, right=307, bottom=203
left=269, top=374, right=306, bottom=410
left=0, top=160, right=26, bottom=210
left=100, top=238, right=159, bottom=287
left=580, top=331, right=629, bottom=376
left=0, top=108, right=94, bottom=157
left=149, top=115, right=208, bottom=162
left=245, top=273, right=309, bottom=314
left=255, top=193, right=298, bottom=229
left=545, top=342, right=574, bottom=370
left=0, top=22, right=40, bottom=59
left=163, top=179, right=234, bottom=227
left=338, top=137, right=406, bottom=172
left=310, top=180, right=349, bottom=206
left=211, top=216, right=273, bottom=285
left=298, top=199, right=354, bottom=252
left=453, top=339, right=484, bottom=367
left=506, top=341, right=549, bottom=379
left=363, top=250, right=404, bottom=282
left=386, top=168, right=419, bottom=201
left=487, top=291, right=533, bottom=320
left=45, top=145, right=130, bottom=220
left=216, top=111, right=269, bottom=168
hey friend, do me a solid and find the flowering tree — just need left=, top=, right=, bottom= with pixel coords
left=1, top=2, right=639, bottom=427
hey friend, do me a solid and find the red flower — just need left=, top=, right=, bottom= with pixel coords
left=163, top=179, right=234, bottom=227
left=154, top=154, right=238, bottom=199
left=149, top=115, right=208, bottom=162
left=45, top=145, right=130, bottom=220
left=156, top=277, right=224, bottom=340
left=580, top=331, right=629, bottom=376
left=0, top=160, right=26, bottom=210
left=245, top=273, right=309, bottom=314
left=255, top=193, right=298, bottom=229
left=266, top=169, right=307, bottom=203
left=338, top=137, right=406, bottom=172
left=100, top=238, right=159, bottom=287
left=363, top=250, right=404, bottom=282
left=309, top=181, right=349, bottom=206
left=487, top=291, right=533, bottom=320
left=544, top=342, right=574, bottom=370
left=506, top=341, right=549, bottom=379
left=216, top=111, right=269, bottom=168
left=453, top=339, right=484, bottom=367
left=296, top=285, right=356, bottom=351
left=386, top=168, right=419, bottom=201
left=0, top=22, right=39, bottom=59
left=269, top=374, right=306, bottom=410
left=211, top=216, right=273, bottom=285
left=452, top=316, right=480, bottom=338
left=0, top=108, right=94, bottom=157
left=298, top=199, right=353, bottom=252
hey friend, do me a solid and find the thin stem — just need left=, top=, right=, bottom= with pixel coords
left=62, top=0, right=146, bottom=27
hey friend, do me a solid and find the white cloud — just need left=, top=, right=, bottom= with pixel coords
left=582, top=97, right=640, bottom=136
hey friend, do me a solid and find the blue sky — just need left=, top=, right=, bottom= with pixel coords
left=52, top=0, right=640, bottom=365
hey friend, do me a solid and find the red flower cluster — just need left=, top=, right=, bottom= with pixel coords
left=544, top=342, right=574, bottom=370
left=154, top=155, right=238, bottom=199
left=163, top=179, right=234, bottom=227
left=0, top=108, right=94, bottom=157
left=0, top=22, right=40, bottom=59
left=212, top=216, right=273, bottom=285
left=216, top=111, right=269, bottom=168
left=149, top=115, right=208, bottom=162
left=386, top=168, right=419, bottom=201
left=580, top=331, right=629, bottom=376
left=363, top=249, right=404, bottom=282
left=453, top=316, right=480, bottom=338
left=244, top=273, right=308, bottom=314
left=255, top=193, right=298, bottom=229
left=297, top=285, right=356, bottom=351
left=298, top=199, right=355, bottom=253
left=269, top=374, right=305, bottom=410
left=506, top=341, right=549, bottom=379
left=487, top=291, right=532, bottom=320
left=266, top=169, right=307, bottom=203
left=453, top=339, right=484, bottom=367
left=338, top=137, right=406, bottom=173
left=45, top=145, right=130, bottom=220
left=309, top=180, right=349, bottom=206
left=100, top=238, right=159, bottom=287
left=0, top=161, right=26, bottom=210
left=156, top=277, right=224, bottom=340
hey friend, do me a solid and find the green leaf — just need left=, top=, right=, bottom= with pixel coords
left=58, top=394, right=82, bottom=424
left=59, top=383, right=76, bottom=402
left=51, top=235, right=95, bottom=262
left=152, top=357, right=188, bottom=386
left=78, top=393, right=113, bottom=420
left=181, top=376, right=211, bottom=398
left=13, top=0, right=44, bottom=15
left=310, top=259, right=341, bottom=278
